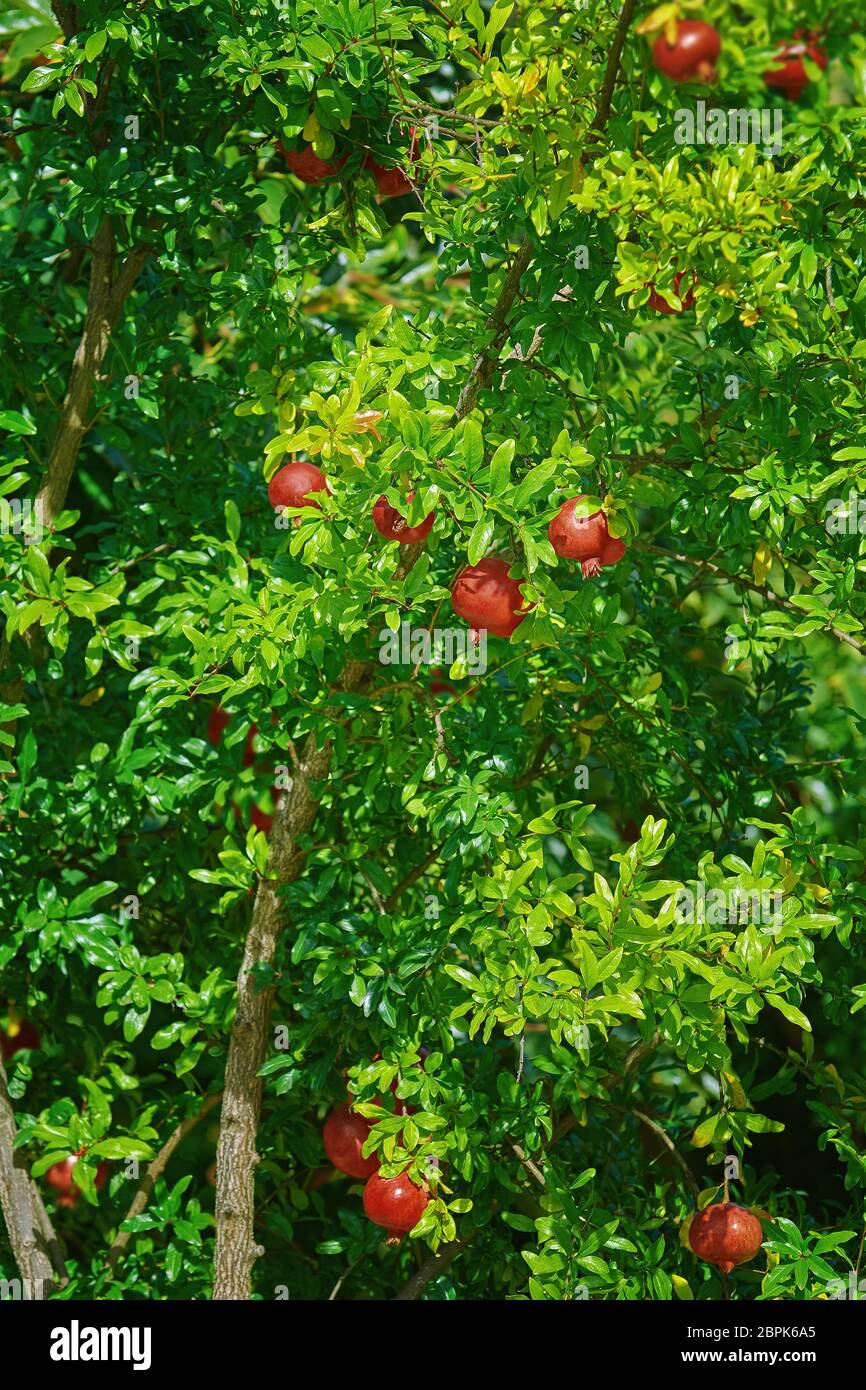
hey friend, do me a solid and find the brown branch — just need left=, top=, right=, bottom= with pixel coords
left=452, top=238, right=535, bottom=421
left=504, top=1, right=635, bottom=372
left=0, top=1056, right=66, bottom=1297
left=213, top=662, right=369, bottom=1299
left=213, top=226, right=538, bottom=1300
left=107, top=1090, right=223, bottom=1275
left=629, top=1106, right=700, bottom=1197
left=642, top=543, right=865, bottom=656
left=0, top=227, right=149, bottom=715
left=384, top=844, right=442, bottom=912
left=38, top=223, right=150, bottom=530
left=590, top=0, right=639, bottom=133
left=392, top=1227, right=479, bottom=1301
left=396, top=1037, right=662, bottom=1300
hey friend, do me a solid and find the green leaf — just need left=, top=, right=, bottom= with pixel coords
left=488, top=439, right=514, bottom=494
left=766, top=995, right=811, bottom=1031
left=65, top=82, right=85, bottom=117
left=225, top=498, right=241, bottom=542
left=85, top=31, right=107, bottom=61
left=0, top=411, right=37, bottom=435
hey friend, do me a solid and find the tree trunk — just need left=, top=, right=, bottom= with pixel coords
left=212, top=661, right=367, bottom=1298
left=0, top=1058, right=65, bottom=1297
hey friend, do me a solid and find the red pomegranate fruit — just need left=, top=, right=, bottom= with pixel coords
left=430, top=667, right=460, bottom=699
left=249, top=804, right=274, bottom=835
left=363, top=1170, right=429, bottom=1241
left=267, top=461, right=329, bottom=511
left=548, top=497, right=627, bottom=578
left=647, top=271, right=696, bottom=315
left=207, top=705, right=231, bottom=745
left=363, top=136, right=419, bottom=198
left=207, top=709, right=257, bottom=766
left=323, top=1103, right=379, bottom=1180
left=451, top=556, right=531, bottom=638
left=0, top=1018, right=40, bottom=1060
left=372, top=492, right=434, bottom=544
left=280, top=143, right=346, bottom=185
left=46, top=1156, right=109, bottom=1209
left=688, top=1202, right=764, bottom=1273
left=763, top=34, right=827, bottom=101
left=652, top=20, right=721, bottom=83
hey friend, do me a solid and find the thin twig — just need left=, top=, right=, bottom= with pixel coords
left=107, top=1091, right=223, bottom=1274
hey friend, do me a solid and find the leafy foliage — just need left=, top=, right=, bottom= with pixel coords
left=1, top=0, right=865, bottom=1301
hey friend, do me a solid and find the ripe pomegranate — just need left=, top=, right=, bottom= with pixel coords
left=0, top=1018, right=40, bottom=1060
left=763, top=33, right=827, bottom=101
left=652, top=20, right=721, bottom=83
left=207, top=709, right=257, bottom=766
left=46, top=1156, right=109, bottom=1209
left=232, top=798, right=274, bottom=836
left=249, top=804, right=274, bottom=835
left=267, top=460, right=329, bottom=511
left=372, top=492, right=434, bottom=544
left=280, top=143, right=346, bottom=185
left=430, top=667, right=460, bottom=699
left=363, top=1170, right=429, bottom=1242
left=323, top=1103, right=379, bottom=1180
left=647, top=271, right=696, bottom=315
left=363, top=136, right=419, bottom=198
left=207, top=705, right=231, bottom=745
left=688, top=1202, right=764, bottom=1273
left=451, top=556, right=531, bottom=638
left=548, top=497, right=627, bottom=578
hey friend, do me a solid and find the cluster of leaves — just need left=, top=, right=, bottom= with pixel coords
left=1, top=0, right=865, bottom=1300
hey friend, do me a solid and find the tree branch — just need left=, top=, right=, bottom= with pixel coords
left=212, top=662, right=369, bottom=1299
left=212, top=216, right=539, bottom=1300
left=107, top=1090, right=223, bottom=1275
left=0, top=1055, right=67, bottom=1297
left=392, top=1227, right=479, bottom=1301
left=38, top=223, right=150, bottom=530
left=642, top=543, right=865, bottom=656
left=590, top=0, right=639, bottom=133
left=452, top=237, right=535, bottom=422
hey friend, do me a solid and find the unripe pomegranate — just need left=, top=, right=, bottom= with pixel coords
left=763, top=33, right=827, bottom=101
left=0, top=1018, right=40, bottom=1060
left=46, top=1156, right=109, bottom=1209
left=280, top=143, right=346, bottom=185
left=451, top=556, right=531, bottom=638
left=372, top=492, right=434, bottom=543
left=688, top=1202, right=763, bottom=1273
left=363, top=1170, right=429, bottom=1241
left=548, top=497, right=627, bottom=578
left=267, top=460, right=329, bottom=511
left=652, top=20, right=721, bottom=83
left=647, top=271, right=696, bottom=315
left=323, top=1103, right=379, bottom=1179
